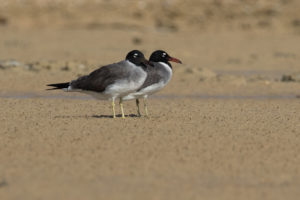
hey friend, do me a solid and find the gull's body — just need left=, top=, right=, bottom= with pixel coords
left=123, top=61, right=172, bottom=100
left=65, top=60, right=147, bottom=100
left=47, top=50, right=148, bottom=118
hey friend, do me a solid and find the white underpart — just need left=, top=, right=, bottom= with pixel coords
left=63, top=60, right=147, bottom=101
left=123, top=62, right=172, bottom=101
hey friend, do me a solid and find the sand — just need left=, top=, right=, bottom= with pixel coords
left=0, top=1, right=300, bottom=200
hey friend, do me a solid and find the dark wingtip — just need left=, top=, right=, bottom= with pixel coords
left=46, top=82, right=70, bottom=90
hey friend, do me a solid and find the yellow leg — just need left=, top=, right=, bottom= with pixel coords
left=144, top=97, right=149, bottom=117
left=112, top=99, right=116, bottom=118
left=136, top=99, right=141, bottom=117
left=119, top=98, right=125, bottom=119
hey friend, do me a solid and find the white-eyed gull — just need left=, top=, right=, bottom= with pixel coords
left=47, top=50, right=148, bottom=118
left=123, top=50, right=182, bottom=116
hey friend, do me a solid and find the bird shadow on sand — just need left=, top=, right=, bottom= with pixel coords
left=92, top=114, right=140, bottom=118
left=54, top=114, right=140, bottom=119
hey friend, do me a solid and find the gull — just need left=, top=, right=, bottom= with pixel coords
left=123, top=50, right=182, bottom=116
left=47, top=50, right=148, bottom=118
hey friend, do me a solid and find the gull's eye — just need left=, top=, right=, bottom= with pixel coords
left=162, top=53, right=166, bottom=57
left=133, top=53, right=138, bottom=58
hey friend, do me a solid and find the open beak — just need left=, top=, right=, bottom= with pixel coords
left=168, top=56, right=182, bottom=64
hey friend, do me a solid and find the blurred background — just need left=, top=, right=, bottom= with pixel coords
left=1, top=0, right=300, bottom=32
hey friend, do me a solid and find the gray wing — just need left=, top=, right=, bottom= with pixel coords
left=137, top=63, right=163, bottom=91
left=71, top=61, right=131, bottom=92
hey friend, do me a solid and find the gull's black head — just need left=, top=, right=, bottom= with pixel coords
left=149, top=50, right=182, bottom=67
left=126, top=50, right=148, bottom=67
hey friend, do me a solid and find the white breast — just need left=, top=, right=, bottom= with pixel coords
left=158, top=62, right=173, bottom=84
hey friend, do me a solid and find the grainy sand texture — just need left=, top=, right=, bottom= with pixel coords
left=0, top=1, right=300, bottom=200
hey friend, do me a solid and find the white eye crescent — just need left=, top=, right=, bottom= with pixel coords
left=162, top=53, right=166, bottom=57
left=134, top=53, right=138, bottom=58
